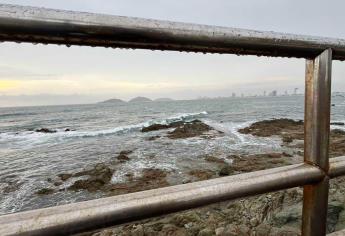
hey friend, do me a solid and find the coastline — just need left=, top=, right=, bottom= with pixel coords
left=29, top=119, right=345, bottom=235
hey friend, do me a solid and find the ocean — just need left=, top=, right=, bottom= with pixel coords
left=1, top=95, right=345, bottom=215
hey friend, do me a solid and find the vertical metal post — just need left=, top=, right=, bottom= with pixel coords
left=302, top=49, right=332, bottom=236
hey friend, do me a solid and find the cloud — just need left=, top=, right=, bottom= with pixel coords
left=0, top=0, right=345, bottom=107
left=0, top=64, right=58, bottom=79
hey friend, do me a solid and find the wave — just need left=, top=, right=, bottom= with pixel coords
left=0, top=112, right=37, bottom=118
left=331, top=120, right=345, bottom=131
left=0, top=111, right=208, bottom=147
left=63, top=111, right=208, bottom=138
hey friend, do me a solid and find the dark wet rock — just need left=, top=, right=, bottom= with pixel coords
left=188, top=169, right=214, bottom=181
left=159, top=224, right=188, bottom=236
left=282, top=136, right=294, bottom=143
left=141, top=121, right=185, bottom=133
left=218, top=165, right=234, bottom=176
left=273, top=204, right=301, bottom=229
left=332, top=129, right=345, bottom=136
left=331, top=122, right=345, bottom=126
left=282, top=152, right=293, bottom=157
left=238, top=119, right=345, bottom=157
left=272, top=201, right=344, bottom=234
left=327, top=201, right=344, bottom=233
left=109, top=169, right=169, bottom=195
left=35, top=128, right=57, bottom=133
left=68, top=179, right=106, bottom=192
left=204, top=155, right=226, bottom=164
left=142, top=124, right=169, bottom=132
left=215, top=224, right=250, bottom=236
left=58, top=173, right=72, bottom=181
left=115, top=150, right=132, bottom=163
left=270, top=226, right=300, bottom=236
left=238, top=118, right=303, bottom=138
left=53, top=181, right=63, bottom=186
left=118, top=150, right=133, bottom=155
left=2, top=179, right=22, bottom=194
left=130, top=224, right=144, bottom=236
left=68, top=163, right=114, bottom=192
left=116, top=154, right=130, bottom=162
left=172, top=211, right=201, bottom=227
left=146, top=135, right=161, bottom=141
left=198, top=228, right=213, bottom=236
left=141, top=120, right=221, bottom=140
left=36, top=188, right=55, bottom=195
left=255, top=224, right=272, bottom=236
left=168, top=120, right=214, bottom=139
left=230, top=153, right=290, bottom=173
left=169, top=121, right=185, bottom=128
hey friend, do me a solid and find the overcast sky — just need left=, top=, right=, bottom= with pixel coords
left=1, top=0, right=345, bottom=106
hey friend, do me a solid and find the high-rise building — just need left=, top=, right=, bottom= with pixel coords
left=294, top=88, right=298, bottom=95
left=269, top=90, right=277, bottom=96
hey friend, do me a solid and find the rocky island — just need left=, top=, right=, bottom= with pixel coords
left=99, top=98, right=125, bottom=104
left=154, top=98, right=174, bottom=102
left=129, top=97, right=152, bottom=103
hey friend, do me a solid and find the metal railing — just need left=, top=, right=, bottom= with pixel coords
left=1, top=4, right=345, bottom=236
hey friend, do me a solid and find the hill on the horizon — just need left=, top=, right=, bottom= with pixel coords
left=129, top=97, right=152, bottom=103
left=154, top=98, right=174, bottom=102
left=99, top=98, right=125, bottom=104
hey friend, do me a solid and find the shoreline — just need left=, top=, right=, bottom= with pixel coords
left=3, top=118, right=345, bottom=235
left=33, top=119, right=345, bottom=235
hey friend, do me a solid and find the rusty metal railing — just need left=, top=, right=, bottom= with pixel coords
left=1, top=4, right=345, bottom=236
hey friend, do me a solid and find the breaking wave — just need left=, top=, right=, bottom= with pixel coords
left=0, top=111, right=208, bottom=148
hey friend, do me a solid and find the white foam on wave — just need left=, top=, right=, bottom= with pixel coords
left=0, top=111, right=208, bottom=148
left=331, top=120, right=345, bottom=131
left=202, top=119, right=282, bottom=153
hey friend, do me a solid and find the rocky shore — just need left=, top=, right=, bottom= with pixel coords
left=36, top=119, right=345, bottom=235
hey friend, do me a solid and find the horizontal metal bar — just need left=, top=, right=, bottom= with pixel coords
left=2, top=156, right=345, bottom=236
left=0, top=163, right=324, bottom=236
left=1, top=5, right=345, bottom=60
left=329, top=156, right=345, bottom=178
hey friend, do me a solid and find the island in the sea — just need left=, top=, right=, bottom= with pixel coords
left=128, top=97, right=152, bottom=103
left=99, top=96, right=175, bottom=104
left=154, top=98, right=174, bottom=102
left=99, top=98, right=125, bottom=104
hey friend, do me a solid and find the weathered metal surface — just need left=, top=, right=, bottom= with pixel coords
left=302, top=178, right=330, bottom=236
left=302, top=49, right=332, bottom=236
left=329, top=156, right=345, bottom=178
left=0, top=163, right=323, bottom=236
left=304, top=49, right=332, bottom=170
left=1, top=4, right=345, bottom=59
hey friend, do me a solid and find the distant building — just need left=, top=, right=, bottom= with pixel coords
left=269, top=90, right=277, bottom=96
left=232, top=93, right=236, bottom=98
left=263, top=91, right=266, bottom=96
left=294, top=88, right=298, bottom=95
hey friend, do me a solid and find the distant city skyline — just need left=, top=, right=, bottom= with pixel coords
left=1, top=0, right=345, bottom=107
left=0, top=88, right=328, bottom=107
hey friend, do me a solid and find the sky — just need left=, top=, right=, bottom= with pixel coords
left=1, top=0, right=345, bottom=107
